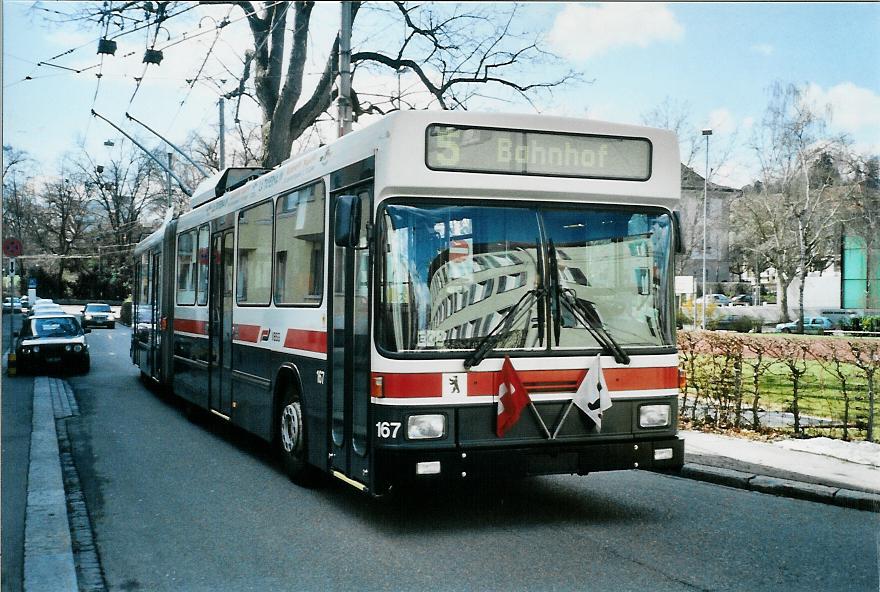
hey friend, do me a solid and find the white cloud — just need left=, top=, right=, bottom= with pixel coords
left=741, top=116, right=755, bottom=131
left=802, top=82, right=880, bottom=133
left=548, top=3, right=683, bottom=61
left=713, top=162, right=753, bottom=190
left=707, top=108, right=736, bottom=134
left=750, top=43, right=774, bottom=56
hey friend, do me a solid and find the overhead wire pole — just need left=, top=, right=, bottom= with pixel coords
left=91, top=110, right=193, bottom=196
left=337, top=1, right=353, bottom=138
left=700, top=128, right=712, bottom=330
left=219, top=98, right=226, bottom=169
left=125, top=112, right=209, bottom=178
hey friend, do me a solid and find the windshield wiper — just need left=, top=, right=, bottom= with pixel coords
left=558, top=289, right=630, bottom=365
left=547, top=241, right=630, bottom=365
left=463, top=287, right=543, bottom=370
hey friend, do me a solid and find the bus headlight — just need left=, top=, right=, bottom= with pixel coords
left=33, top=346, right=40, bottom=353
left=406, top=414, right=446, bottom=440
left=84, top=314, right=93, bottom=320
left=639, top=404, right=670, bottom=428
left=74, top=345, right=83, bottom=352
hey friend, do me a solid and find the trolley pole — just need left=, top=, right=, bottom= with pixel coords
left=337, top=1, right=353, bottom=138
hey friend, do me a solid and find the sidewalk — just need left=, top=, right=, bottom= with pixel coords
left=674, top=429, right=880, bottom=511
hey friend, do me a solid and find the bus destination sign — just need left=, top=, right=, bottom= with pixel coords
left=426, top=124, right=652, bottom=181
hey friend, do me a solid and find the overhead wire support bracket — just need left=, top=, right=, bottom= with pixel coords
left=125, top=112, right=209, bottom=178
left=91, top=109, right=193, bottom=196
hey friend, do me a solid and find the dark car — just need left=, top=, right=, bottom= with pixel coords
left=81, top=303, right=116, bottom=329
left=15, top=313, right=91, bottom=374
left=730, top=294, right=753, bottom=306
left=2, top=297, right=22, bottom=314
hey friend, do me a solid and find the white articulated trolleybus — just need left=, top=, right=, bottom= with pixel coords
left=132, top=111, right=685, bottom=494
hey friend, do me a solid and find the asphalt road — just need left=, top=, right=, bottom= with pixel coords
left=37, top=326, right=880, bottom=591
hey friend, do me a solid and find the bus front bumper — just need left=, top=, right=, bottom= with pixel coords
left=374, top=436, right=684, bottom=486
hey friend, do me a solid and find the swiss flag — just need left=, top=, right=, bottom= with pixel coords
left=496, top=356, right=531, bottom=437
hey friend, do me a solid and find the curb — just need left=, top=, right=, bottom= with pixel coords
left=23, top=376, right=78, bottom=592
left=674, top=463, right=880, bottom=512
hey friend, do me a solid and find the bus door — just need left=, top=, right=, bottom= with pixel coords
left=149, top=251, right=162, bottom=380
left=208, top=230, right=234, bottom=418
left=330, top=187, right=372, bottom=487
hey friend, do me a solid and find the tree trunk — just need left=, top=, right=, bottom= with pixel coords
left=778, top=275, right=792, bottom=322
left=868, top=372, right=875, bottom=442
left=797, top=268, right=807, bottom=333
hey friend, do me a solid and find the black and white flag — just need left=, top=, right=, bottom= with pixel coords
left=572, top=354, right=611, bottom=431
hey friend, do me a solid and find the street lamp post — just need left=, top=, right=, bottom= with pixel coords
left=701, top=128, right=712, bottom=329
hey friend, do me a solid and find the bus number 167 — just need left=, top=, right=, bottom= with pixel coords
left=376, top=421, right=401, bottom=439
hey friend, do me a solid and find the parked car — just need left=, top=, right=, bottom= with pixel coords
left=2, top=297, right=22, bottom=313
left=775, top=316, right=833, bottom=334
left=694, top=293, right=731, bottom=306
left=81, top=303, right=116, bottom=329
left=28, top=302, right=64, bottom=317
left=15, top=313, right=90, bottom=374
left=730, top=294, right=753, bottom=306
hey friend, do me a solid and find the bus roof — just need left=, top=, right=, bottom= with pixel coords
left=139, top=111, right=680, bottom=253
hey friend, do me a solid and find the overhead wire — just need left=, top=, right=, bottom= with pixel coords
left=164, top=5, right=236, bottom=133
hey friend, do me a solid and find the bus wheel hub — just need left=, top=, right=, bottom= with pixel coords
left=280, top=402, right=301, bottom=453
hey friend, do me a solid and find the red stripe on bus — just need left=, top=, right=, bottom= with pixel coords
left=374, top=366, right=679, bottom=398
left=605, top=367, right=679, bottom=392
left=283, top=329, right=327, bottom=353
left=374, top=373, right=443, bottom=398
left=234, top=323, right=261, bottom=343
left=174, top=318, right=208, bottom=335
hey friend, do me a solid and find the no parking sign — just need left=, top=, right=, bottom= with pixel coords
left=2, top=237, right=22, bottom=258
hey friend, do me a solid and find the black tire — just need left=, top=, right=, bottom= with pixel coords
left=277, top=387, right=318, bottom=486
left=781, top=328, right=790, bottom=334
left=109, top=322, right=115, bottom=329
left=79, top=357, right=91, bottom=375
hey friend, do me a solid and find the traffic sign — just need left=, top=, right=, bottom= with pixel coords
left=2, top=237, right=22, bottom=258
left=28, top=278, right=37, bottom=289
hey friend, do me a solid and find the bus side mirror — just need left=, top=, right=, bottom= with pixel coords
left=672, top=210, right=684, bottom=254
left=334, top=195, right=361, bottom=248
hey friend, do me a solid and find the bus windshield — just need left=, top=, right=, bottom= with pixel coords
left=377, top=201, right=674, bottom=355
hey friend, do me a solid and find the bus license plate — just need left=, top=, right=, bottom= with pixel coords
left=46, top=357, right=61, bottom=363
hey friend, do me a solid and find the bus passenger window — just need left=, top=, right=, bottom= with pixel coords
left=176, top=229, right=197, bottom=305
left=196, top=225, right=209, bottom=305
left=237, top=200, right=274, bottom=305
left=274, top=180, right=326, bottom=305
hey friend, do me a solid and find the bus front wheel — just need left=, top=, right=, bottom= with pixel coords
left=278, top=388, right=317, bottom=485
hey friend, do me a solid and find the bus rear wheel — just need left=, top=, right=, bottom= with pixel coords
left=278, top=388, right=317, bottom=485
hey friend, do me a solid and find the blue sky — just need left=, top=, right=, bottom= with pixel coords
left=3, top=2, right=879, bottom=188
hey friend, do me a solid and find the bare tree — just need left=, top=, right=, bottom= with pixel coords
left=743, top=82, right=844, bottom=325
left=72, top=141, right=167, bottom=268
left=2, top=145, right=38, bottom=253
left=60, top=2, right=576, bottom=168
left=31, top=170, right=95, bottom=292
left=641, top=97, right=702, bottom=170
